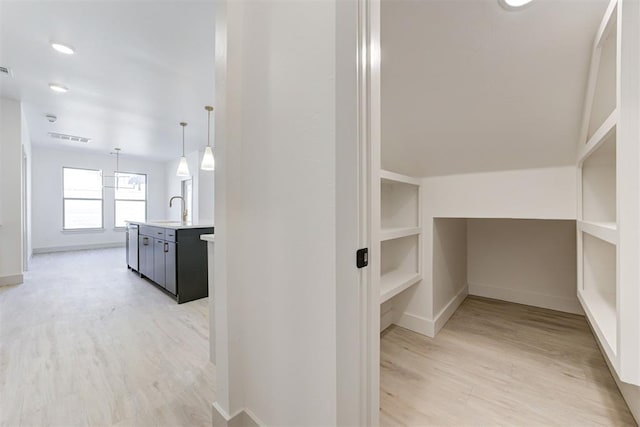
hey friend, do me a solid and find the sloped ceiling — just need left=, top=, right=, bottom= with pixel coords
left=381, top=0, right=608, bottom=177
left=0, top=1, right=215, bottom=161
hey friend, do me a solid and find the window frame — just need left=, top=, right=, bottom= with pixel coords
left=113, top=171, right=148, bottom=229
left=62, top=166, right=104, bottom=231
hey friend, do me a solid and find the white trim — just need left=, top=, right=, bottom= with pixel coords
left=212, top=402, right=261, bottom=427
left=595, top=0, right=618, bottom=48
left=598, top=342, right=640, bottom=425
left=0, top=274, right=23, bottom=286
left=380, top=304, right=394, bottom=332
left=469, top=282, right=584, bottom=315
left=433, top=285, right=468, bottom=336
left=578, top=289, right=617, bottom=364
left=578, top=109, right=617, bottom=164
left=578, top=220, right=617, bottom=245
left=395, top=312, right=434, bottom=338
left=379, top=227, right=420, bottom=241
left=379, top=169, right=421, bottom=186
left=33, top=242, right=125, bottom=254
left=379, top=271, right=421, bottom=303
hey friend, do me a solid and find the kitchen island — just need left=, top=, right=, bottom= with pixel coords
left=126, top=221, right=214, bottom=303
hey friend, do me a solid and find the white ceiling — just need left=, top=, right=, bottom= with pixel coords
left=0, top=1, right=215, bottom=162
left=381, top=0, right=609, bottom=177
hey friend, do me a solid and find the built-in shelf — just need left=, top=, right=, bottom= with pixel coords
left=582, top=132, right=616, bottom=224
left=380, top=227, right=421, bottom=241
left=379, top=170, right=421, bottom=310
left=581, top=232, right=617, bottom=361
left=380, top=169, right=421, bottom=186
left=595, top=0, right=618, bottom=49
left=579, top=110, right=616, bottom=164
left=579, top=288, right=617, bottom=361
left=578, top=220, right=617, bottom=245
left=380, top=270, right=421, bottom=304
left=587, top=18, right=617, bottom=141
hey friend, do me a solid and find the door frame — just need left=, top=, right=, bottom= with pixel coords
left=22, top=146, right=28, bottom=272
left=357, top=0, right=381, bottom=424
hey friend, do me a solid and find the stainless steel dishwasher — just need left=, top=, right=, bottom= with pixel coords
left=126, top=223, right=139, bottom=271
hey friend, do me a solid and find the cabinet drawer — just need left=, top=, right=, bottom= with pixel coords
left=165, top=229, right=176, bottom=242
left=140, top=225, right=165, bottom=239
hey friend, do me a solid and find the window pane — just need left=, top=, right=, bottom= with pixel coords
left=64, top=200, right=102, bottom=229
left=63, top=168, right=102, bottom=199
left=115, top=200, right=146, bottom=228
left=115, top=173, right=146, bottom=200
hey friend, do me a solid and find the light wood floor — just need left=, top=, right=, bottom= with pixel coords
left=0, top=248, right=215, bottom=427
left=380, top=296, right=636, bottom=426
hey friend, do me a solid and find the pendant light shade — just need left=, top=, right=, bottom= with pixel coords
left=201, top=146, right=215, bottom=170
left=201, top=105, right=215, bottom=171
left=176, top=122, right=190, bottom=177
left=177, top=156, right=190, bottom=177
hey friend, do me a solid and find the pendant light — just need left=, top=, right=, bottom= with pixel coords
left=201, top=105, right=215, bottom=171
left=176, top=122, right=190, bottom=177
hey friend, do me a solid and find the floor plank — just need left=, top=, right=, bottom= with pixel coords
left=380, top=296, right=637, bottom=427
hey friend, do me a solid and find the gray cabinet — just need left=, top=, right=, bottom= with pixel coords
left=153, top=238, right=166, bottom=287
left=139, top=235, right=154, bottom=278
left=135, top=224, right=214, bottom=303
left=165, top=241, right=177, bottom=295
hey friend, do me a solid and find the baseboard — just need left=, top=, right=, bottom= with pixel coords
left=433, top=284, right=468, bottom=336
left=212, top=402, right=262, bottom=427
left=0, top=274, right=23, bottom=286
left=395, top=312, right=434, bottom=338
left=468, top=282, right=584, bottom=315
left=33, top=242, right=125, bottom=254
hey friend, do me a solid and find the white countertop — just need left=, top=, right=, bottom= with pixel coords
left=200, top=234, right=215, bottom=242
left=126, top=220, right=215, bottom=230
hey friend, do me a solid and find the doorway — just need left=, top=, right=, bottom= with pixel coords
left=182, top=178, right=193, bottom=223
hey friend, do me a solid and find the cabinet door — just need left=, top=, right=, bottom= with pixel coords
left=139, top=235, right=153, bottom=278
left=165, top=242, right=177, bottom=295
left=153, top=238, right=166, bottom=287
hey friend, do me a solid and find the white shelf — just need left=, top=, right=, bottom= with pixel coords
left=380, top=227, right=421, bottom=242
left=380, top=169, right=421, bottom=186
left=595, top=0, right=618, bottom=48
left=380, top=270, right=421, bottom=304
left=579, top=110, right=616, bottom=164
left=579, top=288, right=617, bottom=362
left=578, top=221, right=617, bottom=245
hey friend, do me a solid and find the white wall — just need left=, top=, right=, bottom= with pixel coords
left=165, top=149, right=214, bottom=224
left=0, top=98, right=24, bottom=284
left=212, top=0, right=360, bottom=424
left=424, top=166, right=577, bottom=220
left=467, top=219, right=580, bottom=314
left=31, top=146, right=167, bottom=252
left=433, top=218, right=467, bottom=313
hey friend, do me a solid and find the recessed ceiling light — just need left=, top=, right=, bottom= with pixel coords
left=51, top=42, right=75, bottom=55
left=498, top=0, right=533, bottom=10
left=49, top=83, right=69, bottom=93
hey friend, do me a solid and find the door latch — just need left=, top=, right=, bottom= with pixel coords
left=356, top=248, right=368, bottom=268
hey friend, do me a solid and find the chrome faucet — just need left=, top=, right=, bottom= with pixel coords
left=169, top=196, right=188, bottom=225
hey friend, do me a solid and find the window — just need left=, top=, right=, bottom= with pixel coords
left=63, top=167, right=103, bottom=230
left=114, top=172, right=147, bottom=228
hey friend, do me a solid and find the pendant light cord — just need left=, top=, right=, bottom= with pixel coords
left=207, top=110, right=211, bottom=147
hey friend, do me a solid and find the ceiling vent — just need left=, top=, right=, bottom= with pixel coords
left=48, top=132, right=91, bottom=143
left=0, top=66, right=12, bottom=77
